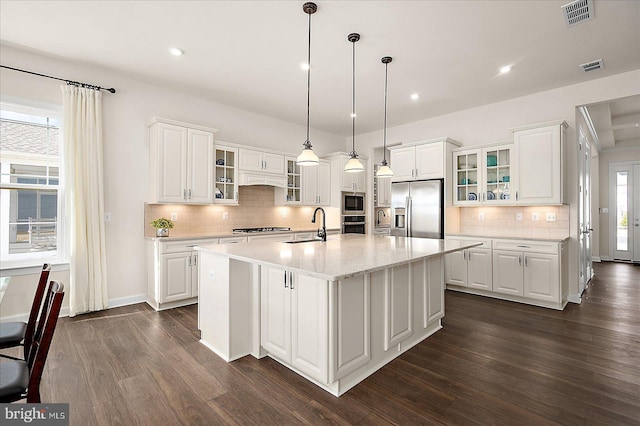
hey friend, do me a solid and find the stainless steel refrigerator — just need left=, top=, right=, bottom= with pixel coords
left=390, top=179, right=444, bottom=239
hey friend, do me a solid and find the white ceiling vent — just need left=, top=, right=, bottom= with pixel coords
left=579, top=59, right=604, bottom=73
left=561, top=0, right=594, bottom=27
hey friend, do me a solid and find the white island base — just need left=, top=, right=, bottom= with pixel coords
left=197, top=236, right=479, bottom=397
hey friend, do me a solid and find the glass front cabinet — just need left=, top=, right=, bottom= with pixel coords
left=214, top=145, right=238, bottom=205
left=453, top=144, right=513, bottom=206
left=285, top=157, right=302, bottom=205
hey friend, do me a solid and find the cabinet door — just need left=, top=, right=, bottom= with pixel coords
left=425, top=257, right=444, bottom=326
left=317, top=161, right=331, bottom=205
left=513, top=125, right=562, bottom=204
left=453, top=149, right=481, bottom=206
left=214, top=146, right=238, bottom=205
left=492, top=250, right=524, bottom=296
left=390, top=147, right=415, bottom=182
left=415, top=143, right=444, bottom=179
left=187, top=129, right=214, bottom=203
left=238, top=148, right=263, bottom=172
left=467, top=248, right=493, bottom=291
left=523, top=253, right=559, bottom=302
left=160, top=252, right=192, bottom=303
left=301, top=165, right=319, bottom=205
left=482, top=145, right=512, bottom=205
left=262, top=152, right=285, bottom=174
left=384, top=264, right=413, bottom=350
left=340, top=156, right=360, bottom=191
left=190, top=251, right=199, bottom=297
left=291, top=273, right=328, bottom=382
left=157, top=123, right=188, bottom=202
left=444, top=250, right=468, bottom=287
left=377, top=177, right=391, bottom=206
left=260, top=267, right=291, bottom=361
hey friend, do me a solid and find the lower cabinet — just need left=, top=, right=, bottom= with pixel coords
left=446, top=236, right=568, bottom=309
left=261, top=266, right=328, bottom=383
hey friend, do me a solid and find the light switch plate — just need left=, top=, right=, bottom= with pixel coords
left=222, top=212, right=229, bottom=221
left=170, top=212, right=178, bottom=221
left=104, top=212, right=112, bottom=222
left=601, top=207, right=609, bottom=214
left=531, top=213, right=539, bottom=222
left=515, top=213, right=523, bottom=221
left=478, top=212, right=484, bottom=221
left=546, top=212, right=556, bottom=222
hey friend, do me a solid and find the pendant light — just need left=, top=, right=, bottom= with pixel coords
left=376, top=56, right=394, bottom=178
left=296, top=2, right=319, bottom=166
left=344, top=33, right=364, bottom=173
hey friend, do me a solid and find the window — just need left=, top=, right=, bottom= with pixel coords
left=0, top=103, right=65, bottom=266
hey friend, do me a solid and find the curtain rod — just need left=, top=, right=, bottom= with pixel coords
left=1, top=65, right=116, bottom=93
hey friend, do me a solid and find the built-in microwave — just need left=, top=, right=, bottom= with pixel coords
left=342, top=192, right=365, bottom=215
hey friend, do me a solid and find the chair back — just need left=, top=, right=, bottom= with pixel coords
left=25, top=280, right=64, bottom=403
left=23, top=263, right=51, bottom=360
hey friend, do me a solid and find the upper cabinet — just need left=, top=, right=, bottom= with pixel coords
left=275, top=157, right=303, bottom=206
left=338, top=155, right=367, bottom=192
left=389, top=138, right=460, bottom=183
left=453, top=144, right=513, bottom=206
left=148, top=118, right=216, bottom=204
left=512, top=121, right=566, bottom=205
left=302, top=160, right=331, bottom=206
left=238, top=148, right=285, bottom=174
left=214, top=144, right=238, bottom=205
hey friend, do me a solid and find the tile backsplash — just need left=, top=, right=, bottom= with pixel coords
left=145, top=185, right=340, bottom=237
left=458, top=205, right=570, bottom=239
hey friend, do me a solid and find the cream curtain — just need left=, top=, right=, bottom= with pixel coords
left=62, top=85, right=108, bottom=316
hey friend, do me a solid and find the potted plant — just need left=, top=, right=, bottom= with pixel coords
left=150, top=217, right=174, bottom=237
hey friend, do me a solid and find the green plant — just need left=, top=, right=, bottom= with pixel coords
left=150, top=217, right=174, bottom=229
left=620, top=212, right=628, bottom=227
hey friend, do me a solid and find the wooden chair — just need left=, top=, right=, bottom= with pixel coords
left=0, top=264, right=51, bottom=361
left=0, top=280, right=64, bottom=403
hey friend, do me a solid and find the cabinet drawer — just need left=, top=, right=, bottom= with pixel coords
left=161, top=238, right=218, bottom=253
left=446, top=236, right=492, bottom=249
left=218, top=236, right=247, bottom=244
left=492, top=239, right=558, bottom=255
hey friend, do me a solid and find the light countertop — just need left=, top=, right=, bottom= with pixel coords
left=197, top=234, right=481, bottom=281
left=145, top=228, right=340, bottom=242
left=446, top=233, right=570, bottom=243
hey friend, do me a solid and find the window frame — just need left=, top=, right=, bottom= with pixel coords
left=0, top=101, right=67, bottom=269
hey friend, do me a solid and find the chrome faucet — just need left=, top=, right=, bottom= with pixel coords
left=377, top=209, right=387, bottom=225
left=311, top=207, right=327, bottom=242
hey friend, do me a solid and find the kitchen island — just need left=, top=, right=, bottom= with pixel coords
left=197, top=234, right=480, bottom=396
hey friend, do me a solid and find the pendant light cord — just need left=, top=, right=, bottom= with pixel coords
left=306, top=11, right=312, bottom=143
left=351, top=39, right=356, bottom=153
left=383, top=61, right=388, bottom=163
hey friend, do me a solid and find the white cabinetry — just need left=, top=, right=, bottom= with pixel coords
left=389, top=138, right=460, bottom=183
left=302, top=160, right=331, bottom=206
left=147, top=238, right=217, bottom=311
left=453, top=144, right=513, bottom=206
left=239, top=148, right=285, bottom=174
left=275, top=157, right=302, bottom=205
left=512, top=121, right=566, bottom=205
left=214, top=144, right=238, bottom=205
left=148, top=118, right=216, bottom=204
left=261, top=266, right=328, bottom=382
left=444, top=237, right=493, bottom=291
left=374, top=166, right=391, bottom=207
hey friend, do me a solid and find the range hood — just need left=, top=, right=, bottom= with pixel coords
left=238, top=171, right=287, bottom=188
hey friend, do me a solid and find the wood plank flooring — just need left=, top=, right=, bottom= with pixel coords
left=2, top=261, right=638, bottom=425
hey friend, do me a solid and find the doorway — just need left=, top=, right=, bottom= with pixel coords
left=610, top=162, right=639, bottom=261
left=578, top=128, right=593, bottom=294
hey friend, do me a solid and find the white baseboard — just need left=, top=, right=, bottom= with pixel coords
left=592, top=256, right=602, bottom=263
left=567, top=294, right=582, bottom=304
left=600, top=256, right=613, bottom=261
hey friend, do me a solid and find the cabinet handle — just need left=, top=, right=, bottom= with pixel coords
left=415, top=168, right=418, bottom=177
left=462, top=250, right=466, bottom=260
left=284, top=271, right=288, bottom=288
left=235, top=191, right=238, bottom=200
left=468, top=251, right=471, bottom=261
left=193, top=254, right=197, bottom=266
left=188, top=189, right=192, bottom=199
left=290, top=272, right=294, bottom=290
left=524, top=256, right=528, bottom=267
left=188, top=255, right=192, bottom=266
left=518, top=255, right=522, bottom=266
left=183, top=189, right=187, bottom=201
left=516, top=191, right=519, bottom=201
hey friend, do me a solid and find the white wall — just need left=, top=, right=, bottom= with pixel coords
left=354, top=69, right=640, bottom=301
left=0, top=44, right=345, bottom=318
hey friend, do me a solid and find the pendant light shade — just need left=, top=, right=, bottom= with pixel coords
left=376, top=56, right=394, bottom=178
left=297, top=2, right=319, bottom=166
left=344, top=33, right=364, bottom=173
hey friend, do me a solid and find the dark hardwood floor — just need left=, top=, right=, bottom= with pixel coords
left=3, top=261, right=638, bottom=425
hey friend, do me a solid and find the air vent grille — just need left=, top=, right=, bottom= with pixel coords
left=579, top=59, right=604, bottom=73
left=561, top=0, right=593, bottom=27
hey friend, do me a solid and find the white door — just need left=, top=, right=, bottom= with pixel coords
left=187, top=129, right=214, bottom=203
left=260, top=267, right=291, bottom=361
left=390, top=147, right=415, bottom=182
left=415, top=143, right=444, bottom=179
left=578, top=130, right=593, bottom=293
left=523, top=253, right=559, bottom=302
left=492, top=250, right=524, bottom=296
left=610, top=163, right=638, bottom=261
left=158, top=123, right=188, bottom=202
left=467, top=248, right=493, bottom=291
left=161, top=252, right=191, bottom=303
left=634, top=165, right=640, bottom=262
left=444, top=250, right=467, bottom=286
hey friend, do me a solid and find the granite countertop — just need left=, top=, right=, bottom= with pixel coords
left=145, top=228, right=340, bottom=242
left=197, top=234, right=481, bottom=281
left=446, top=233, right=570, bottom=243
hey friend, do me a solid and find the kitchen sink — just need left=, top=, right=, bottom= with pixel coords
left=282, top=239, right=324, bottom=244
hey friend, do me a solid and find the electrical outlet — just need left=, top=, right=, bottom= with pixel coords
left=222, top=212, right=229, bottom=221
left=282, top=209, right=288, bottom=219
left=478, top=212, right=484, bottom=221
left=515, top=213, right=523, bottom=221
left=209, top=270, right=215, bottom=280
left=104, top=212, right=112, bottom=222
left=546, top=212, right=556, bottom=222
left=531, top=212, right=539, bottom=222
left=170, top=212, right=178, bottom=221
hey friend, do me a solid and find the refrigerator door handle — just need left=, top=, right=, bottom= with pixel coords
left=406, top=196, right=412, bottom=237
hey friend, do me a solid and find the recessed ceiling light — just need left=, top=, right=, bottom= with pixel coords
left=500, top=65, right=512, bottom=74
left=169, top=47, right=184, bottom=56
left=300, top=63, right=310, bottom=71
left=411, top=93, right=419, bottom=101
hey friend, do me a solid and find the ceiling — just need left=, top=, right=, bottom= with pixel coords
left=583, top=94, right=640, bottom=150
left=1, top=1, right=639, bottom=137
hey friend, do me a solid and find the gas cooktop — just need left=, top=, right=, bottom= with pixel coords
left=232, top=227, right=291, bottom=234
